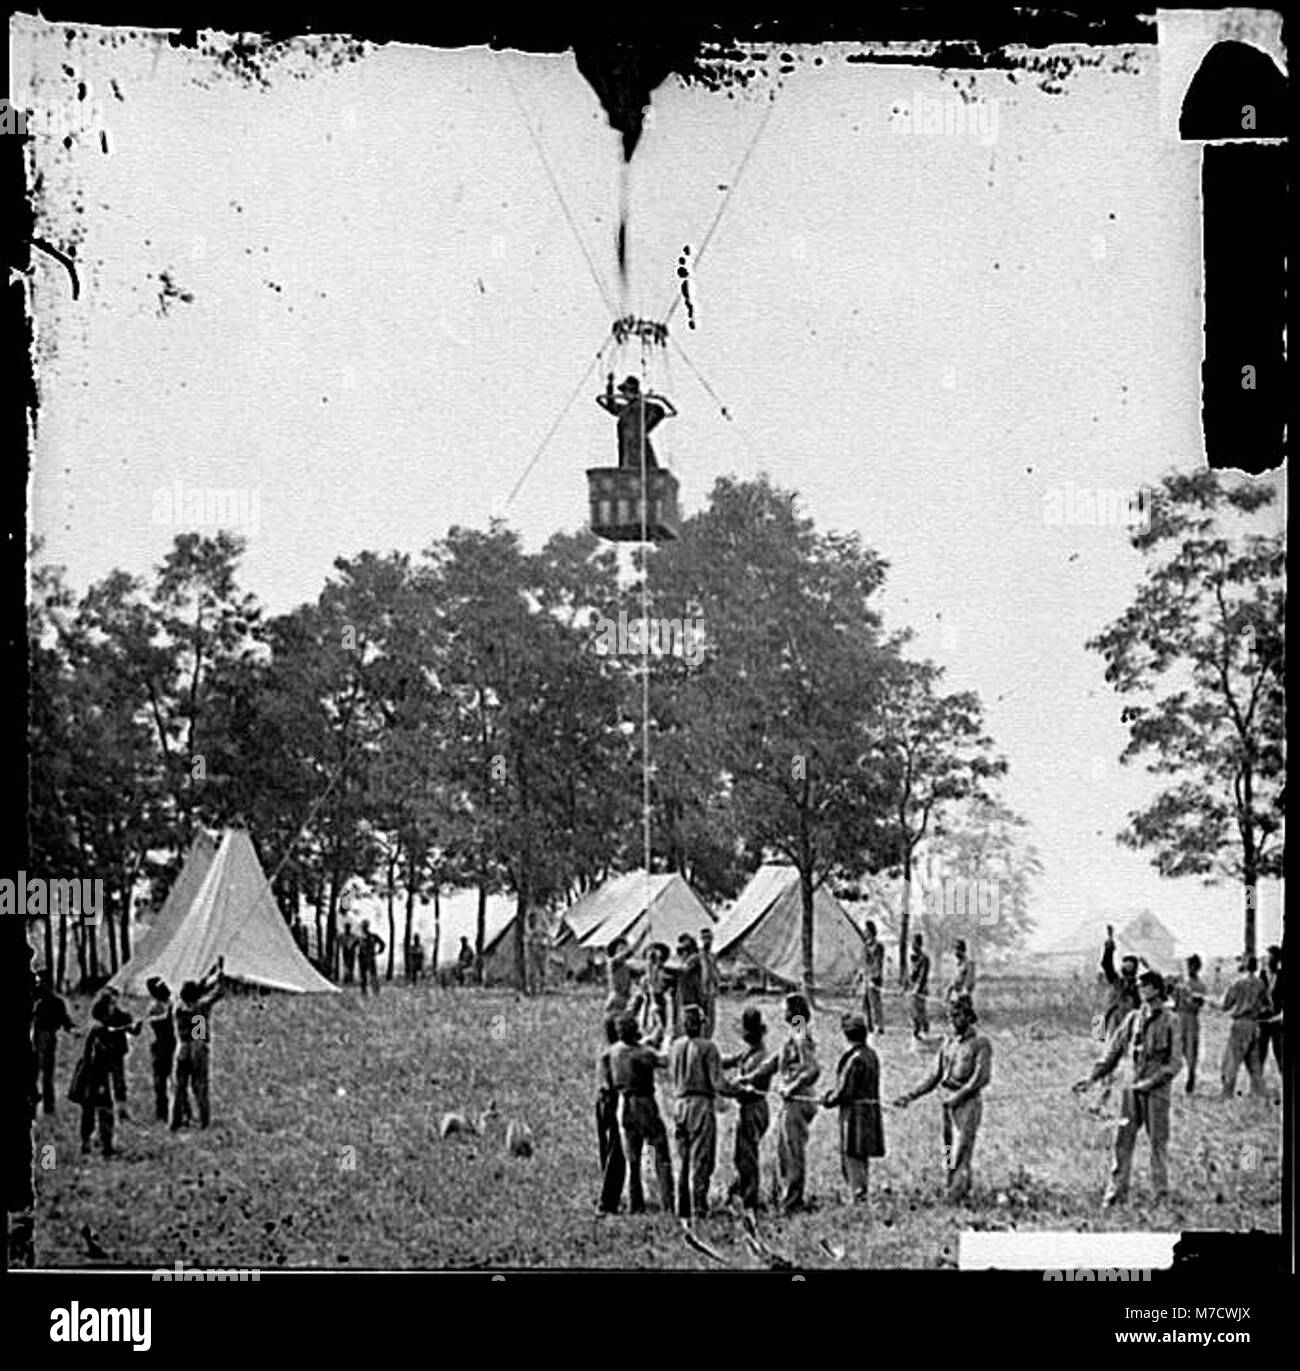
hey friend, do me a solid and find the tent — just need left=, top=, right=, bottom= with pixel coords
left=414, top=888, right=519, bottom=984
left=1028, top=910, right=1179, bottom=978
left=556, top=871, right=714, bottom=973
left=112, top=827, right=337, bottom=995
left=712, top=864, right=864, bottom=991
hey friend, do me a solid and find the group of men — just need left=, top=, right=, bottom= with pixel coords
left=1068, top=935, right=1284, bottom=1209
left=858, top=924, right=977, bottom=1040
left=337, top=920, right=387, bottom=994
left=593, top=925, right=998, bottom=1219
left=30, top=960, right=227, bottom=1158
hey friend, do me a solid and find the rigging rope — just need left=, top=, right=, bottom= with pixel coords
left=670, top=336, right=764, bottom=470
left=639, top=335, right=652, bottom=905
left=662, top=92, right=778, bottom=330
left=495, top=52, right=618, bottom=318
left=501, top=336, right=612, bottom=511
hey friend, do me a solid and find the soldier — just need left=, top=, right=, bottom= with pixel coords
left=1100, top=925, right=1141, bottom=1037
left=608, top=1012, right=674, bottom=1215
left=31, top=970, right=76, bottom=1116
left=721, top=1008, right=778, bottom=1211
left=407, top=933, right=425, bottom=985
left=1258, top=946, right=1283, bottom=1077
left=145, top=977, right=176, bottom=1123
left=100, top=989, right=140, bottom=1117
left=638, top=942, right=672, bottom=1038
left=895, top=995, right=993, bottom=1203
left=909, top=933, right=931, bottom=1039
left=339, top=921, right=359, bottom=984
left=69, top=996, right=123, bottom=1158
left=698, top=927, right=720, bottom=1039
left=1220, top=954, right=1269, bottom=1099
left=1073, top=970, right=1180, bottom=1208
left=456, top=936, right=475, bottom=987
left=668, top=1003, right=740, bottom=1221
left=604, top=936, right=639, bottom=1018
left=526, top=917, right=548, bottom=995
left=673, top=933, right=704, bottom=1038
left=861, top=921, right=886, bottom=1034
left=171, top=960, right=225, bottom=1130
left=1170, top=954, right=1207, bottom=1094
left=948, top=939, right=976, bottom=1003
left=823, top=1012, right=885, bottom=1204
left=596, top=1016, right=627, bottom=1215
left=357, top=920, right=385, bottom=996
left=774, top=993, right=820, bottom=1214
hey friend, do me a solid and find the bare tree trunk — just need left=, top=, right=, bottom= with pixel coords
left=432, top=886, right=441, bottom=983
left=514, top=869, right=529, bottom=994
left=404, top=850, right=417, bottom=985
left=118, top=878, right=132, bottom=965
left=899, top=842, right=914, bottom=990
left=385, top=852, right=397, bottom=982
left=799, top=863, right=816, bottom=1009
left=475, top=878, right=488, bottom=986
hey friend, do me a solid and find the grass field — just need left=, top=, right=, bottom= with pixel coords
left=32, top=982, right=1283, bottom=1270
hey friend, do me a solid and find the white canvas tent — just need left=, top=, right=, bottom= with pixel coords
left=112, top=827, right=337, bottom=995
left=556, top=871, right=714, bottom=972
left=116, top=829, right=217, bottom=983
left=712, top=864, right=864, bottom=991
left=414, top=888, right=518, bottom=983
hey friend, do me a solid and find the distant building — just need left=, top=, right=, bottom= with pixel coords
left=1026, top=909, right=1178, bottom=978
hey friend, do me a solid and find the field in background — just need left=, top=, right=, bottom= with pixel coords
left=32, top=980, right=1282, bottom=1270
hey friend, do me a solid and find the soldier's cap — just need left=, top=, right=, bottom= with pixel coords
left=954, top=939, right=967, bottom=952
left=90, top=996, right=113, bottom=1024
left=145, top=976, right=169, bottom=997
left=179, top=980, right=202, bottom=1004
left=616, top=1012, right=641, bottom=1043
left=677, top=933, right=698, bottom=952
left=618, top=376, right=641, bottom=394
left=840, top=1012, right=868, bottom=1041
left=683, top=1004, right=705, bottom=1031
left=739, top=1008, right=767, bottom=1039
left=1138, top=969, right=1165, bottom=995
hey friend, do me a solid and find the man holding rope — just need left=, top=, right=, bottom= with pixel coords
left=895, top=994, right=992, bottom=1203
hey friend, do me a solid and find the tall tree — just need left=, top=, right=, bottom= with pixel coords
left=1087, top=470, right=1285, bottom=956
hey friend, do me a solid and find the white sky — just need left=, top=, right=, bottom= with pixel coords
left=19, top=21, right=1284, bottom=956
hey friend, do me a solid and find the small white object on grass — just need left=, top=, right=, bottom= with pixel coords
left=336, top=1087, right=347, bottom=1098
left=506, top=1119, right=534, bottom=1158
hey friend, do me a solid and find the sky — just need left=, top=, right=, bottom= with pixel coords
left=19, top=20, right=1284, bottom=957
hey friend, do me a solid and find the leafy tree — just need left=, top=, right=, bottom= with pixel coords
left=1087, top=470, right=1285, bottom=955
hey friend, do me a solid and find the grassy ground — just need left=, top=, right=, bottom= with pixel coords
left=32, top=983, right=1282, bottom=1270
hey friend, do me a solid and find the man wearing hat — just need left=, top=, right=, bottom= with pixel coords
left=908, top=933, right=932, bottom=1039
left=30, top=969, right=76, bottom=1116
left=1168, top=954, right=1207, bottom=1094
left=668, top=1003, right=741, bottom=1220
left=823, top=1013, right=885, bottom=1203
left=1219, top=953, right=1270, bottom=1098
left=607, top=1012, right=675, bottom=1215
left=775, top=993, right=821, bottom=1214
left=722, top=1008, right=780, bottom=1210
left=895, top=994, right=993, bottom=1203
left=596, top=372, right=677, bottom=471
left=145, top=977, right=176, bottom=1123
left=1073, top=969, right=1180, bottom=1207
left=171, top=959, right=225, bottom=1131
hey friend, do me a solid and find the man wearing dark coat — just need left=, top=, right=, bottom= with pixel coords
left=822, top=1012, right=885, bottom=1203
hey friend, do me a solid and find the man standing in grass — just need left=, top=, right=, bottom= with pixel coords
left=604, top=936, right=639, bottom=1018
left=774, top=993, right=820, bottom=1214
left=947, top=939, right=976, bottom=1004
left=895, top=994, right=993, bottom=1203
left=145, top=977, right=176, bottom=1123
left=1258, top=945, right=1283, bottom=1078
left=823, top=1012, right=884, bottom=1205
left=1073, top=970, right=1179, bottom=1208
left=171, top=959, right=225, bottom=1131
left=668, top=1003, right=739, bottom=1221
left=1169, top=954, right=1207, bottom=1094
left=673, top=934, right=705, bottom=1039
left=608, top=1012, right=674, bottom=1215
left=860, top=922, right=885, bottom=1034
left=1100, top=926, right=1141, bottom=1037
left=596, top=1016, right=627, bottom=1214
left=70, top=996, right=123, bottom=1158
left=722, top=1008, right=778, bottom=1211
left=1220, top=954, right=1269, bottom=1099
left=339, top=921, right=359, bottom=985
left=357, top=920, right=385, bottom=996
left=31, top=970, right=76, bottom=1116
left=909, top=933, right=931, bottom=1039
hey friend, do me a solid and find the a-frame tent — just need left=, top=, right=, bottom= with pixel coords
left=712, top=864, right=864, bottom=991
left=112, top=827, right=337, bottom=995
left=418, top=888, right=519, bottom=984
left=556, top=871, right=714, bottom=973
